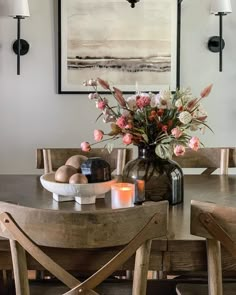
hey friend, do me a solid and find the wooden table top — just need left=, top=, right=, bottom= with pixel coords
left=0, top=174, right=236, bottom=242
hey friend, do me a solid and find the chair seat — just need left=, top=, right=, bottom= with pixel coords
left=176, top=283, right=236, bottom=295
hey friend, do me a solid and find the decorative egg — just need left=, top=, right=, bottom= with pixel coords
left=65, top=155, right=88, bottom=171
left=69, top=173, right=88, bottom=184
left=55, top=165, right=77, bottom=183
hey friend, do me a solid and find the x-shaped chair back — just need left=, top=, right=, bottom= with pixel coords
left=0, top=200, right=168, bottom=295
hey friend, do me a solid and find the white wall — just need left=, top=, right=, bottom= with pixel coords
left=0, top=0, right=235, bottom=174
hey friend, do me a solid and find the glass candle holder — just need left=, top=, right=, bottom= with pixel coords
left=111, top=183, right=135, bottom=208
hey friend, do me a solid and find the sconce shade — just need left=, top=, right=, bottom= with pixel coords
left=211, top=0, right=232, bottom=14
left=8, top=0, right=30, bottom=18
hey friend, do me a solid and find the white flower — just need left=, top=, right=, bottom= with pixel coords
left=175, top=99, right=183, bottom=108
left=88, top=93, right=98, bottom=100
left=126, top=95, right=137, bottom=111
left=193, top=103, right=208, bottom=118
left=158, top=91, right=172, bottom=109
left=103, top=115, right=116, bottom=123
left=160, top=90, right=172, bottom=101
left=179, top=111, right=192, bottom=124
left=122, top=110, right=130, bottom=117
left=150, top=94, right=160, bottom=108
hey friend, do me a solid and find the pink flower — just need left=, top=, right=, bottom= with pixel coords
left=116, top=116, right=127, bottom=129
left=200, top=84, right=213, bottom=98
left=96, top=99, right=107, bottom=110
left=94, top=130, right=104, bottom=142
left=122, top=133, right=133, bottom=145
left=171, top=127, right=183, bottom=138
left=81, top=142, right=91, bottom=152
left=162, top=125, right=168, bottom=132
left=189, top=136, right=200, bottom=151
left=136, top=95, right=151, bottom=109
left=174, top=145, right=186, bottom=156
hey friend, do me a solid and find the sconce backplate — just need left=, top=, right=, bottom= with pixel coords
left=12, top=39, right=30, bottom=56
left=208, top=36, right=225, bottom=53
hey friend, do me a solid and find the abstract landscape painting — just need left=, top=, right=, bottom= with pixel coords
left=58, top=0, right=180, bottom=93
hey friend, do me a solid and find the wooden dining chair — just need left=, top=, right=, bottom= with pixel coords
left=176, top=200, right=236, bottom=295
left=172, top=147, right=236, bottom=175
left=0, top=200, right=168, bottom=295
left=36, top=147, right=133, bottom=176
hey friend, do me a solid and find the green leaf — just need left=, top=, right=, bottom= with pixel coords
left=141, top=134, right=149, bottom=143
left=155, top=144, right=173, bottom=159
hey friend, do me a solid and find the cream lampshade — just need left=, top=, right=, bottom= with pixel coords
left=8, top=0, right=30, bottom=17
left=211, top=0, right=232, bottom=15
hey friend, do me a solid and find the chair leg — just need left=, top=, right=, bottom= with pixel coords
left=132, top=240, right=152, bottom=295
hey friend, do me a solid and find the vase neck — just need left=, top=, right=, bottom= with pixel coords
left=138, top=146, right=156, bottom=159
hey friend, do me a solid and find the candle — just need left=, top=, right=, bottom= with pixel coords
left=134, top=179, right=145, bottom=204
left=111, top=183, right=134, bottom=208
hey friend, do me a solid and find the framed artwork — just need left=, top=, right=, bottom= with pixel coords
left=58, top=0, right=181, bottom=94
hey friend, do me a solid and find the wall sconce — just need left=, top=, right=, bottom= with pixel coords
left=8, top=0, right=30, bottom=75
left=208, top=0, right=232, bottom=72
left=126, top=0, right=140, bottom=8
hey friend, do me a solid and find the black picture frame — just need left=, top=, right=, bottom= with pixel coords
left=58, top=0, right=181, bottom=94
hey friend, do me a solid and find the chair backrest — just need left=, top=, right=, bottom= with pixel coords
left=36, top=147, right=133, bottom=175
left=191, top=200, right=236, bottom=295
left=172, top=147, right=236, bottom=175
left=0, top=200, right=168, bottom=295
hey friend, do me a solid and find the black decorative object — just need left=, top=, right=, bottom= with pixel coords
left=81, top=157, right=111, bottom=183
left=122, top=146, right=183, bottom=205
left=126, top=0, right=140, bottom=8
left=208, top=35, right=225, bottom=53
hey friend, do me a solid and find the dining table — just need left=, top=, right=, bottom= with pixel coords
left=0, top=174, right=236, bottom=276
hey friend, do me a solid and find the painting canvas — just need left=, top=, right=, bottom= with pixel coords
left=58, top=0, right=180, bottom=94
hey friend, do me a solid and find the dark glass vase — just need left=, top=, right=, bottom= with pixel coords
left=122, top=146, right=184, bottom=205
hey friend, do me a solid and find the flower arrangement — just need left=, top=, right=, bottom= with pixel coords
left=81, top=78, right=212, bottom=160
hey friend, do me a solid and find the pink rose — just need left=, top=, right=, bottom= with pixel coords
left=171, top=127, right=183, bottom=138
left=189, top=136, right=200, bottom=151
left=94, top=129, right=104, bottom=142
left=122, top=133, right=133, bottom=145
left=174, top=145, right=186, bottom=156
left=81, top=142, right=91, bottom=152
left=116, top=116, right=127, bottom=129
left=136, top=95, right=151, bottom=109
left=162, top=125, right=168, bottom=132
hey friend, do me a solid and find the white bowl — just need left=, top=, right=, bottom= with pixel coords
left=40, top=173, right=117, bottom=204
